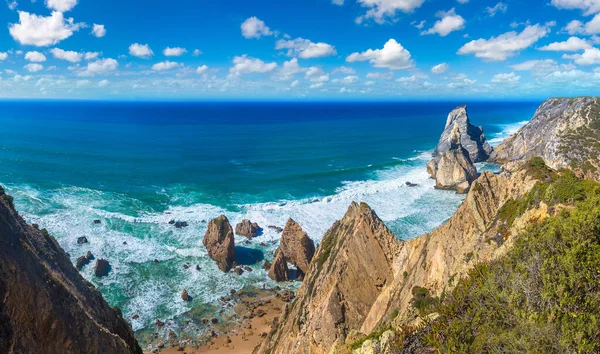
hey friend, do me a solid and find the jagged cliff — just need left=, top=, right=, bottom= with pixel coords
left=491, top=97, right=600, bottom=180
left=257, top=169, right=538, bottom=354
left=0, top=186, right=142, bottom=354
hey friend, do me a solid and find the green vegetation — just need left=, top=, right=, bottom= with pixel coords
left=350, top=323, right=393, bottom=350
left=397, top=172, right=600, bottom=353
left=411, top=286, right=439, bottom=317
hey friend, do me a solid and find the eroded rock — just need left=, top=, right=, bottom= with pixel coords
left=203, top=215, right=236, bottom=272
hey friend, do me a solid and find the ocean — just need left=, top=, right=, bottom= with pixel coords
left=0, top=100, right=539, bottom=344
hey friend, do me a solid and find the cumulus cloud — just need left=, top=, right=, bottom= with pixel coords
left=98, top=79, right=110, bottom=87
left=91, top=24, right=106, bottom=38
left=431, top=62, right=450, bottom=74
left=366, top=71, right=394, bottom=80
left=551, top=0, right=600, bottom=14
left=241, top=17, right=273, bottom=39
left=163, top=47, right=187, bottom=56
left=24, top=63, right=44, bottom=72
left=566, top=13, right=600, bottom=35
left=193, top=49, right=202, bottom=56
left=486, top=2, right=507, bottom=16
left=538, top=37, right=591, bottom=51
left=80, top=58, right=118, bottom=76
left=332, top=0, right=344, bottom=5
left=45, top=0, right=77, bottom=12
left=356, top=0, right=426, bottom=24
left=50, top=48, right=82, bottom=62
left=422, top=8, right=465, bottom=36
left=305, top=67, right=330, bottom=82
left=0, top=53, right=8, bottom=61
left=340, top=75, right=359, bottom=84
left=564, top=47, right=600, bottom=65
left=9, top=11, right=83, bottom=47
left=196, top=65, right=209, bottom=74
left=275, top=38, right=337, bottom=59
left=228, top=55, right=277, bottom=77
left=129, top=43, right=153, bottom=58
left=152, top=61, right=181, bottom=71
left=491, top=72, right=520, bottom=83
left=332, top=66, right=356, bottom=75
left=346, top=39, right=414, bottom=70
left=25, top=51, right=46, bottom=62
left=275, top=58, right=306, bottom=81
left=84, top=52, right=100, bottom=60
left=458, top=23, right=553, bottom=61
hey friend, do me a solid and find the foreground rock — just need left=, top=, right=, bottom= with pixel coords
left=203, top=215, right=236, bottom=272
left=268, top=218, right=315, bottom=281
left=0, top=186, right=142, bottom=354
left=235, top=219, right=261, bottom=239
left=428, top=123, right=478, bottom=193
left=491, top=97, right=600, bottom=181
left=94, top=259, right=111, bottom=277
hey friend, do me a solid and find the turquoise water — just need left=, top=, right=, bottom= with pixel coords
left=0, top=100, right=539, bottom=343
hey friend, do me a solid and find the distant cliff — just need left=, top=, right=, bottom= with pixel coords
left=0, top=186, right=142, bottom=354
left=491, top=97, right=600, bottom=180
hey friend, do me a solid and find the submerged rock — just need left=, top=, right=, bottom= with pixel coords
left=77, top=236, right=88, bottom=244
left=268, top=225, right=284, bottom=233
left=203, top=215, right=236, bottom=272
left=235, top=219, right=261, bottom=239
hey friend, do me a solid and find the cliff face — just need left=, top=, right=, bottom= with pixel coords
left=258, top=171, right=538, bottom=354
left=0, top=187, right=142, bottom=354
left=491, top=97, right=600, bottom=180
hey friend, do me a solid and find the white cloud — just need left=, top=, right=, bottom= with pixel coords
left=129, top=43, right=153, bottom=58
left=163, top=47, right=187, bottom=56
left=341, top=75, right=359, bottom=84
left=291, top=80, right=300, bottom=87
left=457, top=0, right=469, bottom=3
left=25, top=51, right=46, bottom=62
left=491, top=72, right=520, bottom=83
left=241, top=17, right=273, bottom=39
left=551, top=0, right=600, bottom=14
left=152, top=61, right=181, bottom=71
left=431, top=62, right=450, bottom=74
left=45, top=0, right=77, bottom=12
left=229, top=55, right=277, bottom=77
left=332, top=0, right=344, bottom=5
left=458, top=23, right=553, bottom=61
left=84, top=52, right=100, bottom=60
left=564, top=47, right=600, bottom=65
left=9, top=11, right=83, bottom=47
left=0, top=53, right=8, bottom=61
left=538, top=37, right=591, bottom=51
left=275, top=38, right=337, bottom=59
left=7, top=1, right=17, bottom=10
left=412, top=20, right=426, bottom=29
left=486, top=2, right=507, bottom=16
left=583, top=13, right=600, bottom=34
left=98, top=79, right=110, bottom=87
left=356, top=0, right=426, bottom=24
left=564, top=20, right=584, bottom=34
left=91, top=24, right=106, bottom=38
left=305, top=67, right=330, bottom=82
left=193, top=49, right=202, bottom=56
left=366, top=71, right=394, bottom=80
left=511, top=59, right=559, bottom=72
left=332, top=66, right=356, bottom=75
left=196, top=65, right=209, bottom=74
left=275, top=58, right=306, bottom=80
left=50, top=48, right=82, bottom=62
left=76, top=79, right=91, bottom=87
left=80, top=58, right=118, bottom=76
left=24, top=63, right=44, bottom=72
left=346, top=39, right=414, bottom=70
left=309, top=82, right=324, bottom=89
left=422, top=8, right=465, bottom=36
left=562, top=15, right=600, bottom=35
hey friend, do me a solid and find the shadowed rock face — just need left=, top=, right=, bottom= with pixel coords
left=491, top=97, right=600, bottom=181
left=0, top=186, right=142, bottom=354
left=203, top=215, right=236, bottom=272
left=268, top=219, right=315, bottom=281
left=268, top=249, right=290, bottom=282
left=432, top=105, right=493, bottom=163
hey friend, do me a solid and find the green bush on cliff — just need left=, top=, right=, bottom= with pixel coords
left=409, top=177, right=600, bottom=353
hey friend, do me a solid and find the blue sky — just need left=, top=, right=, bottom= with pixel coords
left=1, top=0, right=600, bottom=100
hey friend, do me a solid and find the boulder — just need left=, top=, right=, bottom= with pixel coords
left=203, top=215, right=236, bottom=272
left=262, top=260, right=272, bottom=271
left=77, top=236, right=88, bottom=244
left=235, top=219, right=261, bottom=239
left=278, top=218, right=315, bottom=276
left=268, top=225, right=284, bottom=233
left=181, top=289, right=190, bottom=302
left=75, top=251, right=94, bottom=271
left=94, top=259, right=111, bottom=277
left=268, top=249, right=289, bottom=282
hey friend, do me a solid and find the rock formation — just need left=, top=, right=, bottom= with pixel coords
left=95, top=259, right=111, bottom=277
left=203, top=215, right=236, bottom=272
left=258, top=170, right=539, bottom=354
left=0, top=186, right=142, bottom=354
left=491, top=97, right=600, bottom=181
left=267, top=218, right=315, bottom=281
left=235, top=219, right=260, bottom=239
left=428, top=123, right=479, bottom=193
left=432, top=105, right=492, bottom=163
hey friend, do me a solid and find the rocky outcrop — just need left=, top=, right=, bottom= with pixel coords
left=267, top=218, right=315, bottom=281
left=0, top=186, right=142, bottom=354
left=428, top=123, right=478, bottom=193
left=257, top=202, right=403, bottom=353
left=432, top=105, right=492, bottom=163
left=95, top=259, right=111, bottom=277
left=258, top=170, right=539, bottom=354
left=491, top=97, right=600, bottom=181
left=235, top=219, right=261, bottom=239
left=203, top=215, right=236, bottom=272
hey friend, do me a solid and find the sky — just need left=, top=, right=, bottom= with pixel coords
left=1, top=0, right=600, bottom=100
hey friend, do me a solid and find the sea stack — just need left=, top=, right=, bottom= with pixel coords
left=235, top=219, right=261, bottom=239
left=267, top=218, right=315, bottom=281
left=203, top=215, right=236, bottom=272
